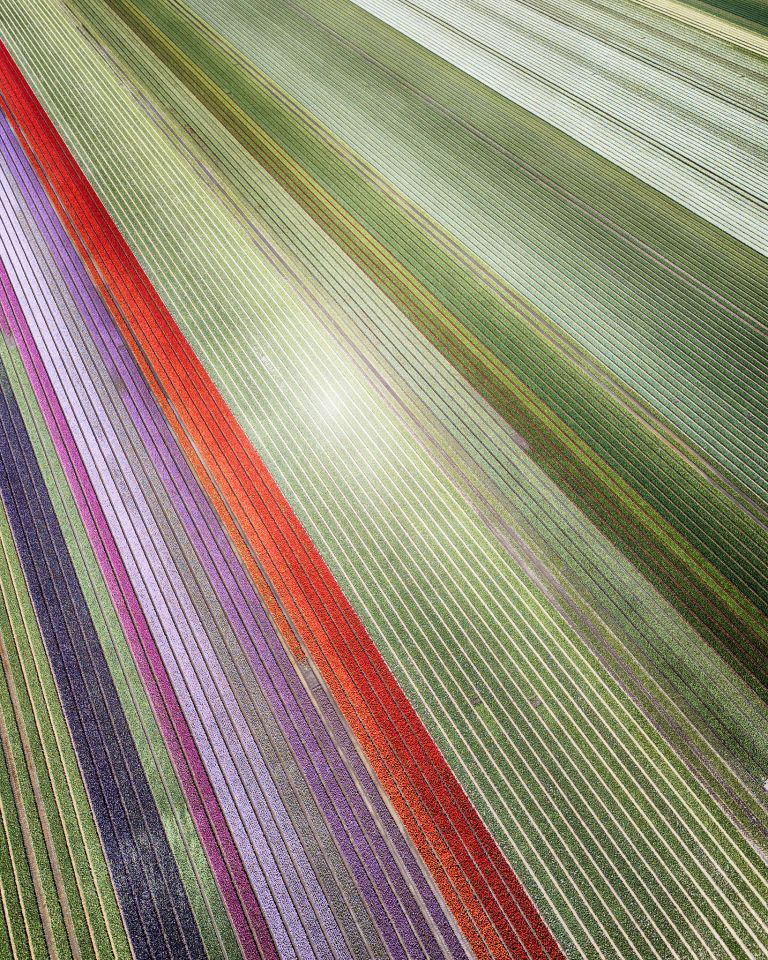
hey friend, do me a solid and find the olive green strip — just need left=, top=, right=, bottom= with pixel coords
left=0, top=890, right=14, bottom=960
left=672, top=0, right=768, bottom=35
left=0, top=644, right=70, bottom=960
left=0, top=704, right=49, bottom=959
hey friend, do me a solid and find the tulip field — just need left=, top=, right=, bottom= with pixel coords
left=0, top=0, right=766, bottom=957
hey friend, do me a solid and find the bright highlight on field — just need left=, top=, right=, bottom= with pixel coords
left=0, top=0, right=765, bottom=958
